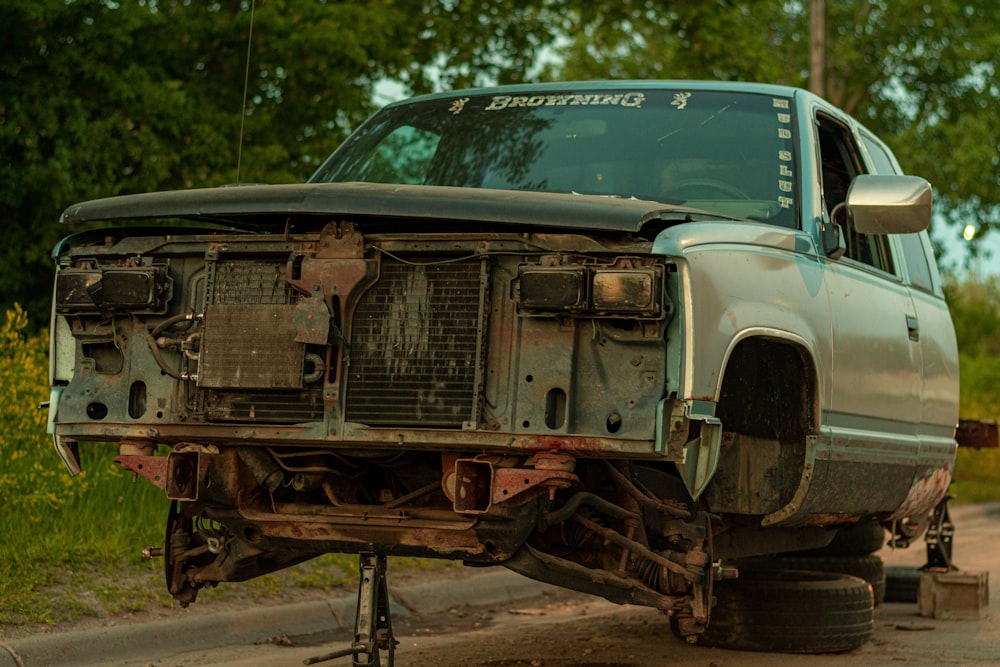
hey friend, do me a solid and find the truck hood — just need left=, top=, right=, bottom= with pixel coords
left=60, top=182, right=726, bottom=235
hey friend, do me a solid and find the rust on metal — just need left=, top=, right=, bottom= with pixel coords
left=530, top=451, right=577, bottom=472
left=452, top=459, right=579, bottom=514
left=115, top=454, right=168, bottom=490
left=510, top=434, right=631, bottom=453
left=114, top=451, right=209, bottom=501
left=492, top=467, right=577, bottom=503
left=890, top=463, right=953, bottom=521
left=292, top=295, right=332, bottom=345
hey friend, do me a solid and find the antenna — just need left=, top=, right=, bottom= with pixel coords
left=236, top=0, right=257, bottom=184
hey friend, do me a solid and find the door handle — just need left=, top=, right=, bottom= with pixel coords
left=906, top=315, right=919, bottom=342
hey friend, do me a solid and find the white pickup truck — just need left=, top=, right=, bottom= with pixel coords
left=48, top=81, right=959, bottom=657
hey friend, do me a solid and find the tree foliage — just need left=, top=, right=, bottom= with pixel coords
left=2, top=0, right=998, bottom=326
left=0, top=0, right=562, bottom=326
left=945, top=277, right=1000, bottom=357
left=545, top=0, right=1000, bottom=270
left=945, top=277, right=1000, bottom=420
left=943, top=277, right=1000, bottom=421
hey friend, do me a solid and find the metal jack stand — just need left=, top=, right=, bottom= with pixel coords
left=924, top=495, right=957, bottom=571
left=305, top=552, right=397, bottom=666
left=917, top=494, right=988, bottom=619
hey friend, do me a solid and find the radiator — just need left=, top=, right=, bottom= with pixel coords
left=345, top=257, right=486, bottom=428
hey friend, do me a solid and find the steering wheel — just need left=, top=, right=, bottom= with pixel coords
left=666, top=178, right=751, bottom=200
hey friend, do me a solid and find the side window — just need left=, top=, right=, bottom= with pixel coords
left=898, top=233, right=935, bottom=292
left=817, top=115, right=894, bottom=274
left=859, top=133, right=899, bottom=175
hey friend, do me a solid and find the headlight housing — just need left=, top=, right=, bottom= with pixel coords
left=55, top=265, right=172, bottom=315
left=515, top=261, right=664, bottom=318
left=517, top=267, right=589, bottom=312
left=591, top=270, right=658, bottom=315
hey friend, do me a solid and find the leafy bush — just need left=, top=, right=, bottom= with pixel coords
left=0, top=304, right=61, bottom=516
left=945, top=276, right=1000, bottom=357
left=0, top=305, right=164, bottom=626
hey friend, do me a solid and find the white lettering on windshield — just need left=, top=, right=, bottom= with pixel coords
left=484, top=92, right=646, bottom=111
left=448, top=98, right=470, bottom=115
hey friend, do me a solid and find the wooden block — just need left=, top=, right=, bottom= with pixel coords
left=918, top=570, right=989, bottom=620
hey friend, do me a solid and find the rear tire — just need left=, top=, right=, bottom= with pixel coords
left=884, top=565, right=922, bottom=603
left=690, top=569, right=874, bottom=653
left=804, top=521, right=886, bottom=556
left=736, top=554, right=886, bottom=605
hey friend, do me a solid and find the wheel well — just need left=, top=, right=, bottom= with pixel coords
left=716, top=336, right=816, bottom=444
left=703, top=336, right=818, bottom=516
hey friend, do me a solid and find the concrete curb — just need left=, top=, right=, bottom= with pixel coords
left=1, top=569, right=554, bottom=667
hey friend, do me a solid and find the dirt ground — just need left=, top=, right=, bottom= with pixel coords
left=6, top=504, right=997, bottom=667
left=137, top=504, right=1000, bottom=667
left=0, top=557, right=465, bottom=642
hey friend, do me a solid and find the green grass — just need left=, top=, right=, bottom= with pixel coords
left=0, top=443, right=167, bottom=627
left=950, top=447, right=1000, bottom=505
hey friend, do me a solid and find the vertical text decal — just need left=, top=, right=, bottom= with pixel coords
left=774, top=98, right=794, bottom=209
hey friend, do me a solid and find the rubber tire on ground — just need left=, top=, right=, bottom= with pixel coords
left=736, top=554, right=886, bottom=605
left=884, top=565, right=922, bottom=603
left=691, top=569, right=874, bottom=653
left=802, top=521, right=887, bottom=556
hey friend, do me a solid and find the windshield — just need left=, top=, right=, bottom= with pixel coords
left=311, top=88, right=799, bottom=227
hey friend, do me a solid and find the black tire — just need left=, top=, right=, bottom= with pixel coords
left=736, top=554, right=886, bottom=605
left=884, top=565, right=922, bottom=603
left=802, top=521, right=887, bottom=556
left=692, top=569, right=874, bottom=653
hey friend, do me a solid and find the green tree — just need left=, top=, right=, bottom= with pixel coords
left=945, top=276, right=1000, bottom=357
left=5, top=0, right=997, bottom=327
left=943, top=277, right=1000, bottom=452
left=545, top=2, right=799, bottom=83
left=0, top=0, right=563, bottom=327
left=545, top=0, right=1000, bottom=271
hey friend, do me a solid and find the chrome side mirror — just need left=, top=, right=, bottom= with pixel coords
left=846, top=174, right=932, bottom=234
